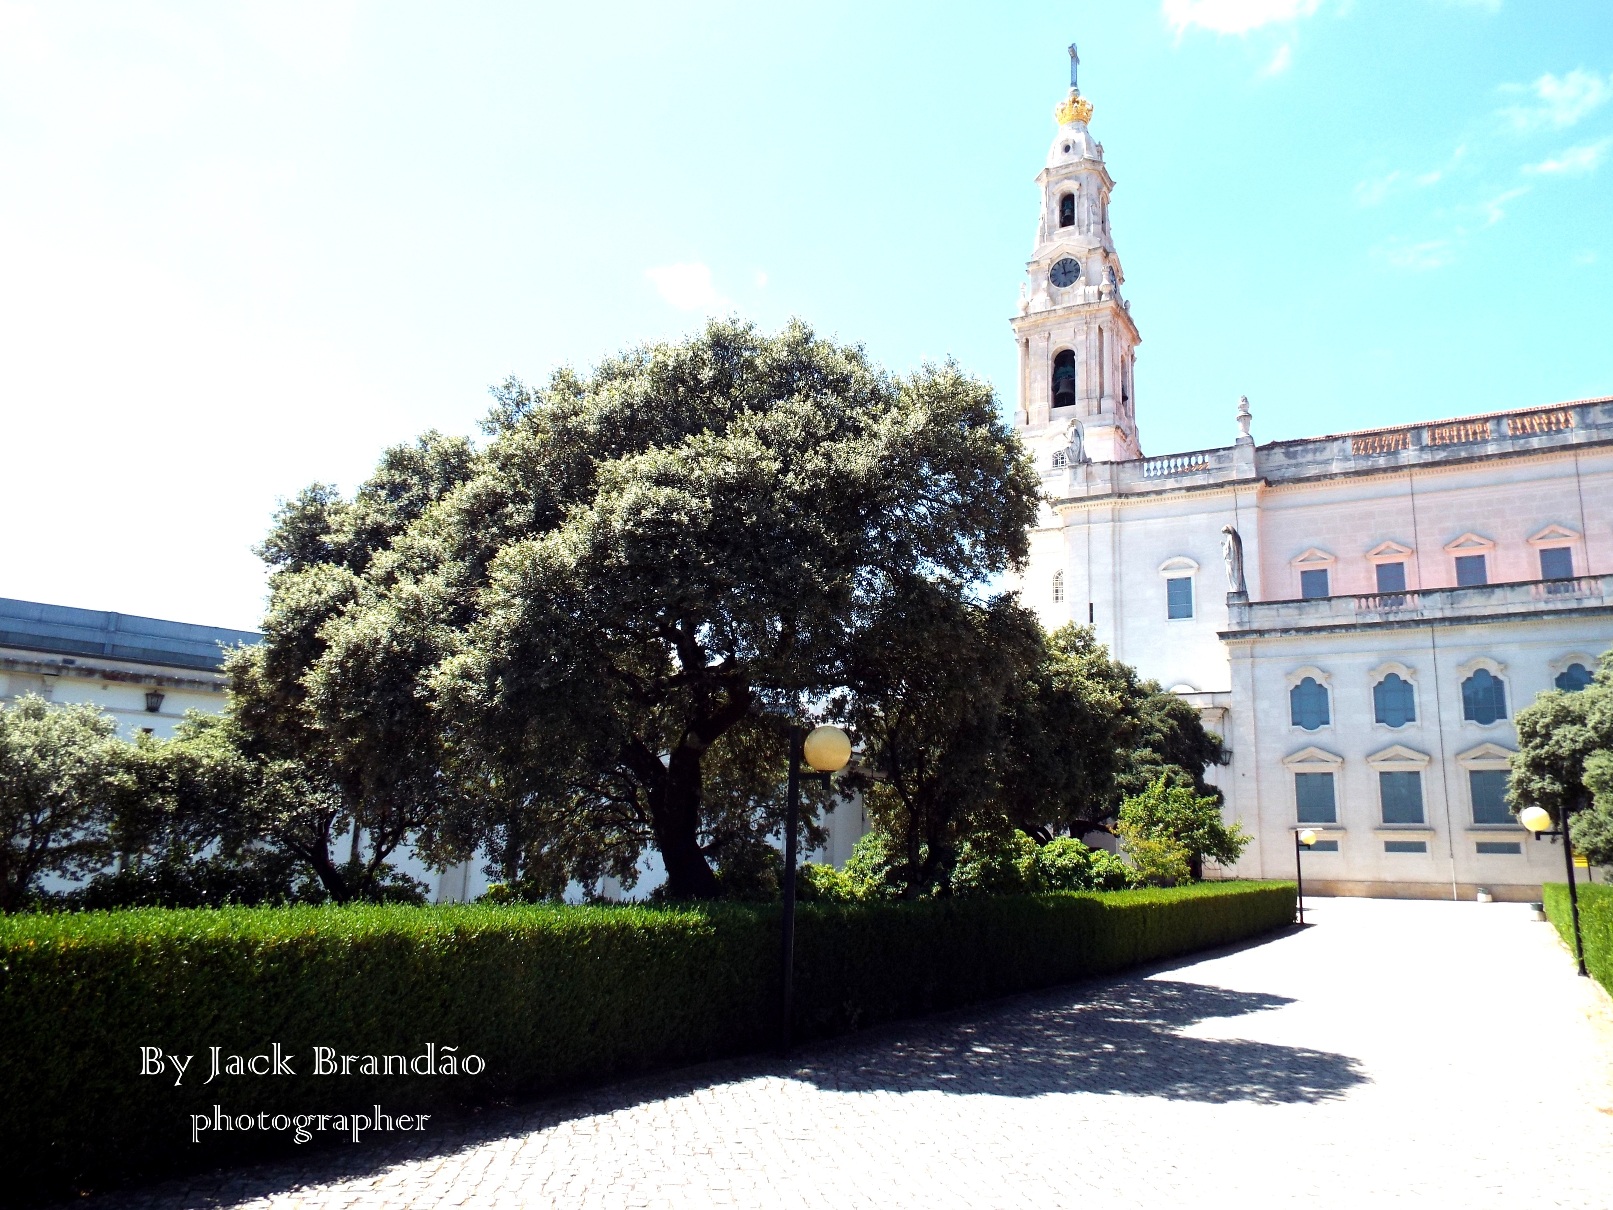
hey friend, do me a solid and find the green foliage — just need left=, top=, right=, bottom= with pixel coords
left=1115, top=775, right=1251, bottom=883
left=795, top=861, right=857, bottom=903
left=949, top=830, right=1043, bottom=897
left=1035, top=836, right=1137, bottom=892
left=0, top=695, right=130, bottom=911
left=0, top=882, right=1293, bottom=1197
left=1542, top=882, right=1613, bottom=996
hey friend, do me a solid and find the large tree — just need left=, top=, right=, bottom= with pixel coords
left=318, top=320, right=1041, bottom=900
left=1512, top=651, right=1613, bottom=865
left=235, top=431, right=481, bottom=902
left=838, top=587, right=1046, bottom=897
left=0, top=695, right=129, bottom=911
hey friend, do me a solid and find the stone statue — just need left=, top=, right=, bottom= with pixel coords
left=1221, top=524, right=1247, bottom=595
left=1237, top=395, right=1252, bottom=443
left=1069, top=43, right=1080, bottom=91
left=1064, top=419, right=1087, bottom=466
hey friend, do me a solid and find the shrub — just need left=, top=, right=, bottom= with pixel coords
left=796, top=862, right=857, bottom=902
left=1116, top=775, right=1249, bottom=883
left=950, top=831, right=1041, bottom=897
left=1543, top=882, right=1613, bottom=996
left=0, top=881, right=1293, bottom=1199
left=1036, top=836, right=1137, bottom=891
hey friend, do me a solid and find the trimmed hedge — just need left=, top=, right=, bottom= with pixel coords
left=1543, top=881, right=1613, bottom=994
left=0, top=880, right=1292, bottom=1198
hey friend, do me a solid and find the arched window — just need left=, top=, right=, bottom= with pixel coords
left=1059, top=194, right=1075, bottom=228
left=1461, top=669, right=1508, bottom=725
left=1373, top=674, right=1416, bottom=727
left=1051, top=450, right=1067, bottom=469
left=1052, top=570, right=1065, bottom=604
left=1556, top=663, right=1593, bottom=693
left=1290, top=678, right=1330, bottom=731
left=1051, top=350, right=1076, bottom=410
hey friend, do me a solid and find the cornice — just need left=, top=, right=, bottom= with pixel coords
left=0, top=653, right=228, bottom=693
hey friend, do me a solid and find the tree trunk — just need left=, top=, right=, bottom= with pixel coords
left=650, top=747, right=721, bottom=900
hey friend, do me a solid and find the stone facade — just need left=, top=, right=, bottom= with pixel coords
left=1011, top=80, right=1613, bottom=900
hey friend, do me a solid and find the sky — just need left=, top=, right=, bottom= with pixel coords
left=1, top=0, right=1609, bottom=631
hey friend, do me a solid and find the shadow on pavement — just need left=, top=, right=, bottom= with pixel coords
left=792, top=978, right=1367, bottom=1105
left=75, top=969, right=1363, bottom=1208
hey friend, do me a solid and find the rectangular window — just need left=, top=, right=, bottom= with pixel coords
left=1468, top=769, right=1512, bottom=824
left=1384, top=840, right=1428, bottom=853
left=1455, top=554, right=1488, bottom=587
left=1295, top=772, right=1337, bottom=823
left=1476, top=842, right=1522, bottom=855
left=1539, top=546, right=1573, bottom=581
left=1375, top=561, right=1407, bottom=593
left=1308, top=840, right=1340, bottom=852
left=1300, top=568, right=1330, bottom=599
left=1379, top=770, right=1425, bottom=824
left=1166, top=576, right=1193, bottom=619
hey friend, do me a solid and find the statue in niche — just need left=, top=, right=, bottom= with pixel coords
left=1221, top=525, right=1248, bottom=595
left=1063, top=418, right=1087, bottom=466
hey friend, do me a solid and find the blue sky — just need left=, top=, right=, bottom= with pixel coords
left=1, top=1, right=1609, bottom=630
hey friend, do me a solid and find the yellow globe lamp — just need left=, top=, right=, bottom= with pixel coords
left=802, top=725, right=852, bottom=774
left=1518, top=805, right=1554, bottom=834
left=1298, top=829, right=1318, bottom=848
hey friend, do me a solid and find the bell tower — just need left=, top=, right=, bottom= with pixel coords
left=1011, top=45, right=1142, bottom=463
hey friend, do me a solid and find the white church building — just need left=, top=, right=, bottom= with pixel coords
left=1011, top=52, right=1613, bottom=901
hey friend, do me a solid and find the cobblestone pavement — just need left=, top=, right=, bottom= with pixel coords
left=87, top=898, right=1613, bottom=1209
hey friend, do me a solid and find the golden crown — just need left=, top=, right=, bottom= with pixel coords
left=1054, top=91, right=1093, bottom=126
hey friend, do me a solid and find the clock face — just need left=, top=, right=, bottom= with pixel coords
left=1050, top=258, right=1081, bottom=288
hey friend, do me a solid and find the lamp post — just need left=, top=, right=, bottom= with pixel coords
left=1520, top=801, right=1588, bottom=977
left=780, top=723, right=851, bottom=1050
left=1294, top=828, right=1316, bottom=925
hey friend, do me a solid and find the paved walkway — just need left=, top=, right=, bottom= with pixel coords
left=90, top=898, right=1613, bottom=1209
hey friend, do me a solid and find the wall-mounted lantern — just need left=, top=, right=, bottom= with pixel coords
left=144, top=689, right=165, bottom=713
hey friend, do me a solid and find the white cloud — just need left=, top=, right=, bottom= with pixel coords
left=1354, top=170, right=1402, bottom=206
left=645, top=262, right=730, bottom=312
left=1162, top=0, right=1321, bottom=35
left=1475, top=185, right=1529, bottom=227
left=1573, top=249, right=1598, bottom=266
left=1261, top=41, right=1294, bottom=75
left=1381, top=239, right=1457, bottom=271
left=1524, top=137, right=1611, bottom=176
left=1499, top=69, right=1613, bottom=131
left=754, top=269, right=768, bottom=288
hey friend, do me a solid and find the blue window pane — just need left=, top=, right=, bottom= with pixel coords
left=1555, top=663, right=1593, bottom=693
left=1373, top=674, right=1416, bottom=727
left=1166, top=576, right=1193, bottom=619
left=1308, top=840, right=1340, bottom=852
left=1385, top=840, right=1428, bottom=853
left=1461, top=669, right=1508, bottom=724
left=1379, top=771, right=1425, bottom=824
left=1290, top=677, right=1330, bottom=730
left=1469, top=769, right=1512, bottom=824
left=1375, top=562, right=1407, bottom=593
left=1455, top=554, right=1488, bottom=587
left=1476, top=842, right=1522, bottom=855
left=1301, top=568, right=1330, bottom=599
left=1539, top=547, right=1573, bottom=580
left=1295, top=772, right=1337, bottom=823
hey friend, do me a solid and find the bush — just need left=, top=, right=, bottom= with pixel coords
left=1036, top=837, right=1136, bottom=891
left=950, top=831, right=1041, bottom=897
left=0, top=881, right=1293, bottom=1199
left=1543, top=882, right=1613, bottom=996
left=796, top=862, right=857, bottom=902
